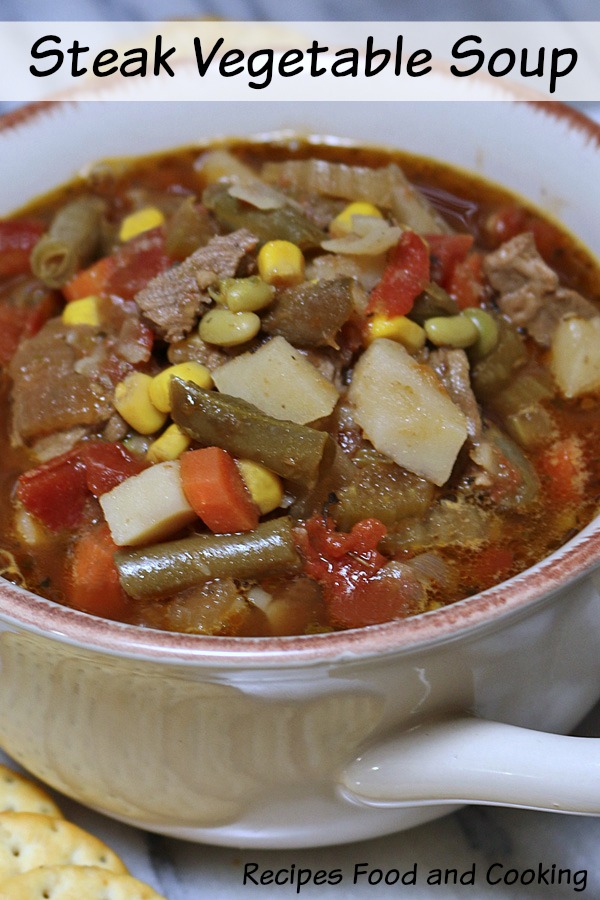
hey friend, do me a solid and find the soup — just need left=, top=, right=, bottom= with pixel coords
left=0, top=139, right=599, bottom=636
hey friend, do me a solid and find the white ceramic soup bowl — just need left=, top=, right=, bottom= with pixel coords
left=0, top=100, right=599, bottom=849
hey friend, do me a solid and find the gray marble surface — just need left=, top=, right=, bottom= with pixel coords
left=2, top=697, right=600, bottom=898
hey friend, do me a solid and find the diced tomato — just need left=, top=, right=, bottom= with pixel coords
left=367, top=230, right=430, bottom=317
left=106, top=227, right=170, bottom=300
left=447, top=251, right=484, bottom=309
left=0, top=219, right=45, bottom=278
left=16, top=441, right=146, bottom=530
left=297, top=516, right=418, bottom=628
left=427, top=233, right=474, bottom=287
left=78, top=441, right=147, bottom=498
left=180, top=447, right=260, bottom=534
left=16, top=450, right=88, bottom=531
left=69, top=524, right=131, bottom=619
left=63, top=255, right=116, bottom=302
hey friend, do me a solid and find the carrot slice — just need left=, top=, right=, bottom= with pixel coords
left=63, top=255, right=115, bottom=301
left=69, top=524, right=130, bottom=619
left=180, top=447, right=259, bottom=534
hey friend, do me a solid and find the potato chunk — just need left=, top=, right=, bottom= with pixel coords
left=550, top=316, right=600, bottom=398
left=348, top=339, right=467, bottom=486
left=212, top=335, right=339, bottom=424
left=100, top=460, right=196, bottom=546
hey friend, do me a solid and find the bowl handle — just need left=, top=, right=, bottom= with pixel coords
left=340, top=717, right=600, bottom=814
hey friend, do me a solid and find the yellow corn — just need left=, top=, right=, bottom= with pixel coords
left=146, top=424, right=191, bottom=463
left=236, top=459, right=284, bottom=515
left=330, top=201, right=383, bottom=237
left=61, top=295, right=100, bottom=328
left=119, top=206, right=165, bottom=242
left=113, top=372, right=167, bottom=435
left=365, top=314, right=426, bottom=351
left=149, top=362, right=213, bottom=413
left=199, top=308, right=261, bottom=346
left=257, top=240, right=304, bottom=287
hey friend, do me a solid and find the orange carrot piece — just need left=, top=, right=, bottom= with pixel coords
left=69, top=524, right=130, bottom=620
left=63, top=255, right=115, bottom=301
left=536, top=436, right=585, bottom=506
left=180, top=447, right=259, bottom=534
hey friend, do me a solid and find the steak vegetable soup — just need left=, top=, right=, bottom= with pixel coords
left=0, top=139, right=599, bottom=636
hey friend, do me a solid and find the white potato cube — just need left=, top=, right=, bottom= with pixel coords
left=99, top=460, right=196, bottom=546
left=550, top=316, right=600, bottom=398
left=348, top=338, right=468, bottom=486
left=212, top=335, right=339, bottom=424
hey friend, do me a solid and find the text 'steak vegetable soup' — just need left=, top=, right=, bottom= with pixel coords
left=0, top=139, right=599, bottom=637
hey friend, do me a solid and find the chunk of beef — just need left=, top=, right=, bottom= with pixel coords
left=527, top=287, right=597, bottom=347
left=429, top=347, right=482, bottom=442
left=483, top=232, right=558, bottom=326
left=9, top=320, right=114, bottom=447
left=483, top=233, right=597, bottom=346
left=134, top=228, right=258, bottom=343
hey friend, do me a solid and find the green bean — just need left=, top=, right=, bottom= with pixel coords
left=424, top=314, right=479, bottom=348
left=203, top=184, right=325, bottom=251
left=262, top=277, right=354, bottom=347
left=115, top=517, right=302, bottom=601
left=30, top=196, right=105, bottom=288
left=170, top=377, right=335, bottom=487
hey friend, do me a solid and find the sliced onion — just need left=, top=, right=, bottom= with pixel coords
left=262, top=159, right=452, bottom=235
left=307, top=252, right=386, bottom=294
left=321, top=220, right=402, bottom=256
left=228, top=181, right=286, bottom=210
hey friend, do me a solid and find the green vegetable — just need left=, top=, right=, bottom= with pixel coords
left=30, top=196, right=105, bottom=288
left=409, top=283, right=458, bottom=324
left=170, top=377, right=336, bottom=487
left=203, top=184, right=325, bottom=251
left=262, top=277, right=354, bottom=347
left=470, top=318, right=527, bottom=400
left=115, top=517, right=302, bottom=601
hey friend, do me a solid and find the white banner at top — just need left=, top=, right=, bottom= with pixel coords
left=0, top=21, right=598, bottom=102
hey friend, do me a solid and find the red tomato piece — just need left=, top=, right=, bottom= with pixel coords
left=367, top=230, right=430, bottom=317
left=0, top=219, right=45, bottom=278
left=106, top=227, right=170, bottom=300
left=427, top=233, right=474, bottom=287
left=78, top=441, right=146, bottom=498
left=297, top=516, right=417, bottom=628
left=16, top=450, right=88, bottom=531
left=447, top=252, right=484, bottom=309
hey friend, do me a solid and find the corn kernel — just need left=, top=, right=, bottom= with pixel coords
left=330, top=201, right=383, bottom=237
left=149, top=362, right=213, bottom=413
left=146, top=424, right=191, bottom=463
left=257, top=240, right=304, bottom=287
left=199, top=308, right=261, bottom=346
left=61, top=295, right=100, bottom=328
left=236, top=459, right=283, bottom=515
left=365, top=314, right=426, bottom=351
left=119, top=206, right=165, bottom=242
left=113, top=372, right=167, bottom=435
